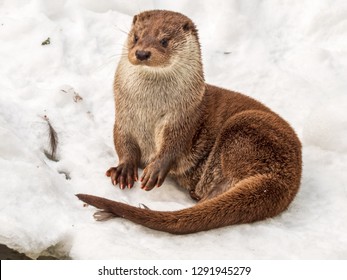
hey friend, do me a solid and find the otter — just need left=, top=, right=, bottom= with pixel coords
left=76, top=10, right=302, bottom=234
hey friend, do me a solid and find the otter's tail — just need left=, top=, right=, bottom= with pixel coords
left=76, top=174, right=298, bottom=234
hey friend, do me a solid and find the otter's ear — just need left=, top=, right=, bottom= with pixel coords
left=182, top=21, right=196, bottom=33
left=133, top=15, right=138, bottom=25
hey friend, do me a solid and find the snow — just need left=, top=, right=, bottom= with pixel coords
left=1, top=0, right=347, bottom=259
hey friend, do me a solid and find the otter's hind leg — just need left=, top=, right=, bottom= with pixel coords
left=192, top=145, right=233, bottom=201
left=193, top=111, right=277, bottom=201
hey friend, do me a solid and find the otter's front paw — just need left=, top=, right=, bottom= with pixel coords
left=106, top=162, right=138, bottom=189
left=140, top=159, right=171, bottom=191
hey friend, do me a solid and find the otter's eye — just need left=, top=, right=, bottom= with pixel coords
left=160, top=38, right=169, bottom=48
left=134, top=35, right=139, bottom=44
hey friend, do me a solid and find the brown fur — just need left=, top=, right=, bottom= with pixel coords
left=76, top=10, right=302, bottom=234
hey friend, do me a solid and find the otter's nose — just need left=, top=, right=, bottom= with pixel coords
left=135, top=50, right=151, bottom=61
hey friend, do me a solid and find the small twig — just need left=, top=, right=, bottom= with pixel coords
left=139, top=203, right=150, bottom=210
left=41, top=37, right=51, bottom=45
left=61, top=87, right=83, bottom=103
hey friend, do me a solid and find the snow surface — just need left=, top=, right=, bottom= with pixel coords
left=1, top=0, right=347, bottom=259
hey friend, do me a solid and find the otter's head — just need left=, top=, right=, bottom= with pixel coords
left=127, top=10, right=200, bottom=68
